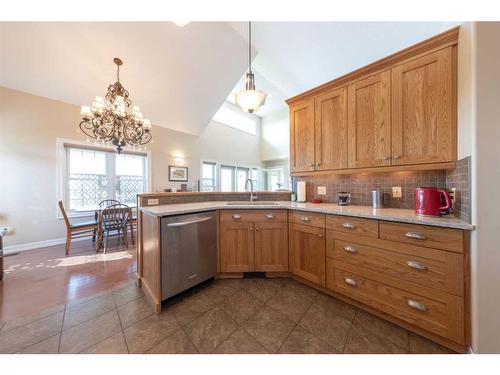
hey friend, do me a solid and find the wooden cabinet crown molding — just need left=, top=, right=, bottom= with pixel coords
left=286, top=26, right=459, bottom=106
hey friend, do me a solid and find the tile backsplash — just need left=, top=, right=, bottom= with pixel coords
left=292, top=157, right=471, bottom=223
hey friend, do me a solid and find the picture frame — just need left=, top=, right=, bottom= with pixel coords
left=169, top=165, right=188, bottom=182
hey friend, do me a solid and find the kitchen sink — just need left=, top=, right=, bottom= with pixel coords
left=225, top=201, right=280, bottom=206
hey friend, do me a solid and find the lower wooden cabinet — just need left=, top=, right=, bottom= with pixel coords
left=254, top=222, right=288, bottom=272
left=289, top=223, right=326, bottom=286
left=219, top=211, right=288, bottom=273
left=219, top=221, right=254, bottom=272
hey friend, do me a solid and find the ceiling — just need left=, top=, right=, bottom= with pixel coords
left=0, top=22, right=460, bottom=134
left=0, top=22, right=249, bottom=135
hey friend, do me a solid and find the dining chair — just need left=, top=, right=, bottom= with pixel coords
left=58, top=201, right=98, bottom=256
left=93, top=199, right=120, bottom=242
left=99, top=203, right=131, bottom=253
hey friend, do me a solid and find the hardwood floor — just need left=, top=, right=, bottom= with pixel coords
left=0, top=236, right=136, bottom=322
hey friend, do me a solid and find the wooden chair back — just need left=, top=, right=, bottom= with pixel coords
left=100, top=204, right=130, bottom=231
left=58, top=200, right=71, bottom=231
left=98, top=199, right=120, bottom=209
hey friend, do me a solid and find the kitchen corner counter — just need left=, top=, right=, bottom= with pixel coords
left=139, top=201, right=474, bottom=230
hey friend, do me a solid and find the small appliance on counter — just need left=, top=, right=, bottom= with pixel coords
left=311, top=198, right=322, bottom=204
left=415, top=187, right=453, bottom=217
left=337, top=191, right=351, bottom=206
left=371, top=186, right=383, bottom=209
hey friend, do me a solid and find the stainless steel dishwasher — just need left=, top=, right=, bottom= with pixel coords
left=161, top=211, right=217, bottom=301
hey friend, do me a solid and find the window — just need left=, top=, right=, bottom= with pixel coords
left=269, top=167, right=285, bottom=191
left=200, top=161, right=261, bottom=193
left=64, top=145, right=148, bottom=213
left=201, top=162, right=217, bottom=192
left=212, top=101, right=258, bottom=135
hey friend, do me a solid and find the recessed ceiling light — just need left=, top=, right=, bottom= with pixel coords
left=173, top=21, right=190, bottom=27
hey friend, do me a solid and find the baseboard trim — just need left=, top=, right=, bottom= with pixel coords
left=3, top=236, right=87, bottom=255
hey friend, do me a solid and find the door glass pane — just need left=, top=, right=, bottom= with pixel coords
left=236, top=167, right=249, bottom=192
left=67, top=148, right=107, bottom=211
left=220, top=165, right=235, bottom=192
left=115, top=154, right=146, bottom=206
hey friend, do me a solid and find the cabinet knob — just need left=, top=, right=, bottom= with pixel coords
left=316, top=163, right=321, bottom=166
left=309, top=163, right=314, bottom=167
left=255, top=227, right=259, bottom=231
left=383, top=156, right=391, bottom=161
left=342, top=222, right=357, bottom=229
left=232, top=214, right=241, bottom=220
left=300, top=216, right=311, bottom=223
left=407, top=299, right=426, bottom=311
left=344, top=277, right=357, bottom=287
left=318, top=233, right=323, bottom=238
left=266, top=214, right=275, bottom=220
left=249, top=227, right=253, bottom=231
left=394, top=155, right=401, bottom=160
left=404, top=231, right=427, bottom=240
left=406, top=260, right=427, bottom=270
left=344, top=245, right=357, bottom=254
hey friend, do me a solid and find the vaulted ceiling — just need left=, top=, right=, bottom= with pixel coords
left=0, top=22, right=460, bottom=135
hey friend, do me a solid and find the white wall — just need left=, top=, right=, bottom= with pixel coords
left=260, top=108, right=289, bottom=161
left=0, top=86, right=262, bottom=248
left=468, top=22, right=500, bottom=354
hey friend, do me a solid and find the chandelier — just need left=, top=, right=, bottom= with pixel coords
left=235, top=22, right=267, bottom=113
left=79, top=58, right=152, bottom=154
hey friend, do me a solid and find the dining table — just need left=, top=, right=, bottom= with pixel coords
left=93, top=206, right=137, bottom=251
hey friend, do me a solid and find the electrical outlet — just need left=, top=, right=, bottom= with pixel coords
left=317, top=186, right=327, bottom=195
left=147, top=199, right=159, bottom=205
left=392, top=186, right=402, bottom=198
left=450, top=188, right=457, bottom=208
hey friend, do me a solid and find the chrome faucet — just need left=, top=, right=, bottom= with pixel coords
left=245, top=178, right=258, bottom=202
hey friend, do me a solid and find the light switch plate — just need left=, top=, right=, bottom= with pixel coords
left=392, top=186, right=402, bottom=198
left=147, top=199, right=159, bottom=205
left=317, top=186, right=327, bottom=195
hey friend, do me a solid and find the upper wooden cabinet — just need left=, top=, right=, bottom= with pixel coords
left=290, top=100, right=315, bottom=173
left=391, top=47, right=456, bottom=165
left=315, top=87, right=348, bottom=170
left=287, top=27, right=458, bottom=175
left=347, top=71, right=392, bottom=168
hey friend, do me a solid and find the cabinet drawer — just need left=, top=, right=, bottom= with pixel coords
left=327, top=236, right=463, bottom=296
left=379, top=221, right=463, bottom=253
left=220, top=210, right=287, bottom=223
left=289, top=211, right=325, bottom=228
left=326, top=215, right=378, bottom=238
left=327, top=259, right=464, bottom=344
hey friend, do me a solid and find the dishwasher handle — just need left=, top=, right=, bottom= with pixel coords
left=166, top=216, right=213, bottom=227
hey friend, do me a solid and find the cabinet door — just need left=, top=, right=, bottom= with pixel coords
left=220, top=222, right=254, bottom=272
left=392, top=47, right=455, bottom=165
left=290, top=100, right=315, bottom=173
left=254, top=222, right=288, bottom=272
left=314, top=87, right=348, bottom=170
left=348, top=71, right=392, bottom=168
left=289, top=223, right=326, bottom=286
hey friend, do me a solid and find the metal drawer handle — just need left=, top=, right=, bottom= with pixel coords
left=300, top=216, right=311, bottom=223
left=249, top=227, right=253, bottom=231
left=342, top=222, right=357, bottom=229
left=344, top=245, right=357, bottom=254
left=406, top=260, right=427, bottom=270
left=407, top=299, right=427, bottom=311
left=266, top=214, right=275, bottom=220
left=344, top=277, right=357, bottom=287
left=405, top=231, right=427, bottom=240
left=232, top=214, right=241, bottom=220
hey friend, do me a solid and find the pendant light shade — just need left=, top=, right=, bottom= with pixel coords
left=235, top=22, right=267, bottom=114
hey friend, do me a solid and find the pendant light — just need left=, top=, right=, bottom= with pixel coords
left=235, top=21, right=267, bottom=113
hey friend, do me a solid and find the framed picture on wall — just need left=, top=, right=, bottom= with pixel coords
left=169, top=165, right=188, bottom=182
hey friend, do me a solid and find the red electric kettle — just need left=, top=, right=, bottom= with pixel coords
left=414, top=187, right=453, bottom=216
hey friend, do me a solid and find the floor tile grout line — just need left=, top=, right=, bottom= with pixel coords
left=275, top=322, right=298, bottom=354
left=61, top=304, right=117, bottom=333
left=1, top=304, right=66, bottom=334
left=341, top=308, right=359, bottom=354
left=112, top=291, right=130, bottom=354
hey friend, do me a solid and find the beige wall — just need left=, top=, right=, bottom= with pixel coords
left=0, top=86, right=262, bottom=247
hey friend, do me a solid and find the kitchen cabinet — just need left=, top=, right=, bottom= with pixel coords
left=254, top=221, right=288, bottom=272
left=290, top=99, right=315, bottom=173
left=391, top=47, right=455, bottom=165
left=347, top=70, right=392, bottom=168
left=314, top=87, right=348, bottom=170
left=289, top=223, right=326, bottom=286
left=219, top=210, right=288, bottom=273
left=219, top=221, right=255, bottom=272
left=286, top=27, right=458, bottom=175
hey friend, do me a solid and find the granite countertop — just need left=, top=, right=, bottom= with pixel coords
left=140, top=201, right=474, bottom=230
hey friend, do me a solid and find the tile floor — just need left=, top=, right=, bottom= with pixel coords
left=0, top=277, right=455, bottom=354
